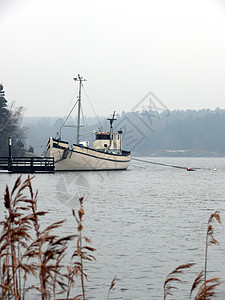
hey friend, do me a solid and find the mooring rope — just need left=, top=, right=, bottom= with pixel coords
left=132, top=157, right=189, bottom=169
left=131, top=157, right=215, bottom=171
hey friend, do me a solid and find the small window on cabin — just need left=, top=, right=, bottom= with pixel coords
left=96, top=134, right=110, bottom=140
left=118, top=135, right=120, bottom=139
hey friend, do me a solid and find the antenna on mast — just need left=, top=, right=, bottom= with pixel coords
left=107, top=111, right=117, bottom=147
left=107, top=111, right=117, bottom=131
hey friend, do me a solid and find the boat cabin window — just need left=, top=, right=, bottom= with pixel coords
left=96, top=133, right=110, bottom=140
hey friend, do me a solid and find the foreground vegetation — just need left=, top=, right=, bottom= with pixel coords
left=0, top=176, right=116, bottom=299
left=0, top=176, right=223, bottom=299
left=164, top=211, right=221, bottom=299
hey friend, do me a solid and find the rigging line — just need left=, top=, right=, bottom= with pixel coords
left=33, top=145, right=46, bottom=148
left=82, top=85, right=102, bottom=128
left=58, top=86, right=79, bottom=130
left=79, top=130, right=94, bottom=137
left=80, top=104, right=87, bottom=140
left=58, top=99, right=79, bottom=133
left=64, top=85, right=79, bottom=117
left=86, top=81, right=113, bottom=112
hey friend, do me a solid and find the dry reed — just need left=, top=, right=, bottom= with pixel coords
left=204, top=211, right=221, bottom=283
left=163, top=263, right=195, bottom=299
left=164, top=211, right=222, bottom=300
left=107, top=275, right=117, bottom=300
left=0, top=176, right=96, bottom=300
left=66, top=197, right=96, bottom=300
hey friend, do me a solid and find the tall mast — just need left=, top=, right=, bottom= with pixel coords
left=73, top=74, right=86, bottom=144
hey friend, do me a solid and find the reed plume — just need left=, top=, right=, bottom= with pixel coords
left=189, top=211, right=222, bottom=300
left=164, top=263, right=195, bottom=299
left=194, top=278, right=220, bottom=300
left=190, top=270, right=204, bottom=299
left=66, top=197, right=96, bottom=300
left=107, top=275, right=117, bottom=300
left=204, top=211, right=221, bottom=283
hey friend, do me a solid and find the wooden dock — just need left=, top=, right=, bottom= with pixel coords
left=0, top=157, right=54, bottom=173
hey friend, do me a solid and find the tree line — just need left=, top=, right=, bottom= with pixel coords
left=116, top=109, right=225, bottom=156
left=22, top=108, right=225, bottom=156
left=1, top=82, right=225, bottom=157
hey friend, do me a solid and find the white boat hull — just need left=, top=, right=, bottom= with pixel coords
left=46, top=143, right=130, bottom=171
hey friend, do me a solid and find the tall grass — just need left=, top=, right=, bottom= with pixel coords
left=0, top=176, right=101, bottom=300
left=164, top=211, right=222, bottom=300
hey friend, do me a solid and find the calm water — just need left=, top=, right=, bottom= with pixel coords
left=1, top=157, right=225, bottom=299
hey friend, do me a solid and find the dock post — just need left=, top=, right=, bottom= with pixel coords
left=31, top=157, right=33, bottom=172
left=8, top=136, right=12, bottom=170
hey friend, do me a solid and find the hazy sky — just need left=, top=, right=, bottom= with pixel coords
left=1, top=0, right=225, bottom=117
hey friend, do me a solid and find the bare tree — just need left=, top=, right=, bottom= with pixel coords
left=0, top=84, right=27, bottom=156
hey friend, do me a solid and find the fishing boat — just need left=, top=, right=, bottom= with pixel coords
left=45, top=75, right=131, bottom=171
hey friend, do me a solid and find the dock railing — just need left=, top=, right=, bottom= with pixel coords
left=0, top=156, right=55, bottom=172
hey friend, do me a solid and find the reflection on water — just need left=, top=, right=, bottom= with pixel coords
left=0, top=157, right=225, bottom=299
